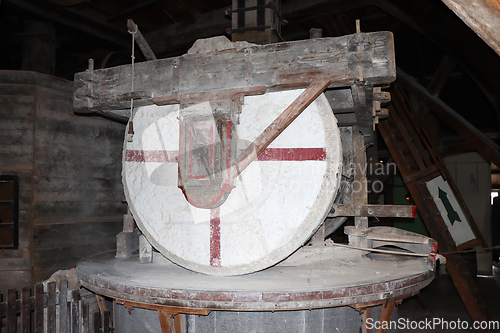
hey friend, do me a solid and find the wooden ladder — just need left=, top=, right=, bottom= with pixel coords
left=378, top=82, right=491, bottom=331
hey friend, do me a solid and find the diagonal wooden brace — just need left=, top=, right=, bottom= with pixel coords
left=231, top=79, right=331, bottom=178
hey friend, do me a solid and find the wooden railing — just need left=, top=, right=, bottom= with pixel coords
left=0, top=281, right=111, bottom=333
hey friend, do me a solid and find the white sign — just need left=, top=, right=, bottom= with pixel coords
left=426, top=176, right=475, bottom=246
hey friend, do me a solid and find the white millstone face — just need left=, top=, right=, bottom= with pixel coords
left=123, top=89, right=342, bottom=275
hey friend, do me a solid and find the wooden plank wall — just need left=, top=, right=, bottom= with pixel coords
left=0, top=72, right=36, bottom=294
left=31, top=72, right=126, bottom=283
left=0, top=71, right=127, bottom=291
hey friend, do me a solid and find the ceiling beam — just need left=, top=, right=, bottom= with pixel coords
left=376, top=0, right=500, bottom=114
left=144, top=0, right=372, bottom=56
left=441, top=0, right=500, bottom=57
left=106, top=0, right=158, bottom=22
left=397, top=68, right=500, bottom=168
left=4, top=0, right=130, bottom=48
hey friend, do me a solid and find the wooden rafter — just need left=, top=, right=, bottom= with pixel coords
left=397, top=68, right=500, bottom=168
left=441, top=0, right=500, bottom=57
left=376, top=0, right=500, bottom=114
left=3, top=0, right=130, bottom=48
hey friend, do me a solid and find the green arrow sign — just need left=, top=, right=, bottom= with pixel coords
left=438, top=187, right=462, bottom=225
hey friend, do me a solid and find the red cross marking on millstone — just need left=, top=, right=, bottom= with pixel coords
left=125, top=147, right=327, bottom=266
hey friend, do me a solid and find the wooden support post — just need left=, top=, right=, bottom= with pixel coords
left=82, top=301, right=90, bottom=333
left=96, top=294, right=113, bottom=328
left=139, top=234, right=153, bottom=263
left=116, top=208, right=138, bottom=258
left=309, top=223, right=326, bottom=245
left=362, top=308, right=371, bottom=333
left=72, top=300, right=80, bottom=333
left=124, top=207, right=134, bottom=232
left=375, top=301, right=395, bottom=333
left=158, top=311, right=175, bottom=333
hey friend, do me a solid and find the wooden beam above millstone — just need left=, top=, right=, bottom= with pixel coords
left=74, top=32, right=396, bottom=119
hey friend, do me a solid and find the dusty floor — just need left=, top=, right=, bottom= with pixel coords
left=398, top=264, right=500, bottom=332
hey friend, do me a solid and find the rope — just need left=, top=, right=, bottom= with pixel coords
left=127, top=24, right=138, bottom=142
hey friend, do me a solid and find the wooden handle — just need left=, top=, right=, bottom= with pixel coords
left=231, top=79, right=331, bottom=178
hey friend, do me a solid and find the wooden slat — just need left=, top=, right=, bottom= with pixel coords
left=102, top=310, right=110, bottom=333
left=60, top=280, right=70, bottom=333
left=47, top=282, right=57, bottom=333
left=34, top=176, right=124, bottom=202
left=21, top=286, right=31, bottom=333
left=116, top=299, right=211, bottom=315
left=33, top=202, right=125, bottom=225
left=403, top=165, right=440, bottom=184
left=0, top=121, right=34, bottom=145
left=387, top=104, right=427, bottom=170
left=392, top=86, right=437, bottom=169
left=6, top=289, right=16, bottom=333
left=34, top=153, right=122, bottom=180
left=34, top=284, right=44, bottom=333
left=92, top=311, right=100, bottom=333
left=71, top=299, right=79, bottom=333
left=33, top=221, right=123, bottom=248
left=391, top=99, right=433, bottom=168
left=34, top=243, right=117, bottom=271
left=35, top=107, right=125, bottom=141
left=174, top=314, right=183, bottom=333
left=35, top=128, right=123, bottom=159
left=81, top=301, right=90, bottom=333
left=0, top=146, right=34, bottom=170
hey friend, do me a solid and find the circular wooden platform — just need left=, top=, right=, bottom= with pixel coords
left=77, top=250, right=434, bottom=311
